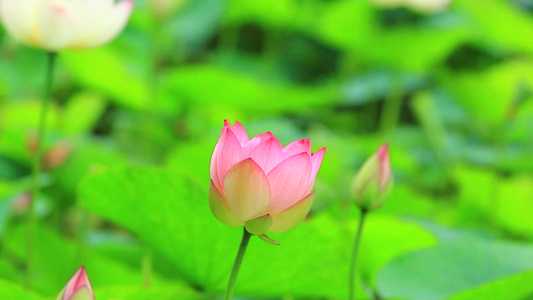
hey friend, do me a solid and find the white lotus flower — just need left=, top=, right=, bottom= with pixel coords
left=0, top=0, right=134, bottom=51
left=407, top=0, right=452, bottom=13
left=368, top=0, right=452, bottom=13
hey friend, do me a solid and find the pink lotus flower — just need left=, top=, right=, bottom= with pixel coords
left=56, top=266, right=94, bottom=300
left=209, top=121, right=325, bottom=235
left=352, top=144, right=393, bottom=210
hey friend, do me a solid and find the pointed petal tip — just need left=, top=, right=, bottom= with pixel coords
left=117, top=0, right=135, bottom=12
left=258, top=234, right=280, bottom=245
left=61, top=266, right=94, bottom=300
left=378, top=143, right=390, bottom=163
left=123, top=0, right=134, bottom=7
left=312, top=147, right=326, bottom=156
left=378, top=143, right=389, bottom=155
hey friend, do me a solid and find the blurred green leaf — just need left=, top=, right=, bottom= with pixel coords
left=494, top=175, right=533, bottom=237
left=224, top=0, right=297, bottom=29
left=456, top=0, right=533, bottom=55
left=62, top=49, right=149, bottom=110
left=318, top=1, right=470, bottom=70
left=452, top=165, right=497, bottom=220
left=171, top=0, right=225, bottom=47
left=2, top=223, right=165, bottom=296
left=94, top=284, right=200, bottom=300
left=52, top=143, right=126, bottom=200
left=0, top=259, right=19, bottom=283
left=60, top=92, right=106, bottom=137
left=448, top=270, right=533, bottom=300
left=359, top=214, right=438, bottom=287
left=377, top=238, right=533, bottom=299
left=165, top=140, right=213, bottom=185
left=161, top=65, right=339, bottom=117
left=440, top=62, right=533, bottom=126
left=0, top=279, right=43, bottom=300
left=0, top=99, right=59, bottom=133
left=343, top=71, right=426, bottom=105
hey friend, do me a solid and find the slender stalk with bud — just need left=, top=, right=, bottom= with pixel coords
left=348, top=144, right=393, bottom=300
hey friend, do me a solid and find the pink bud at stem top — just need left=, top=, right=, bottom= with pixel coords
left=57, top=266, right=94, bottom=300
left=352, top=143, right=393, bottom=210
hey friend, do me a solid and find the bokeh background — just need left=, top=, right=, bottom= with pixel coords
left=1, top=0, right=533, bottom=299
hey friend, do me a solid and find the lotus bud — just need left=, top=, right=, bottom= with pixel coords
left=56, top=266, right=94, bottom=300
left=209, top=121, right=325, bottom=238
left=352, top=144, right=393, bottom=210
left=0, top=0, right=134, bottom=51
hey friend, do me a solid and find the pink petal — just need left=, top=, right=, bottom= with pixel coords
left=282, top=139, right=311, bottom=159
left=310, top=147, right=326, bottom=185
left=227, top=120, right=249, bottom=146
left=214, top=127, right=244, bottom=193
left=209, top=129, right=225, bottom=192
left=242, top=132, right=275, bottom=155
left=267, top=153, right=312, bottom=214
left=247, top=137, right=283, bottom=174
left=62, top=266, right=94, bottom=300
left=377, top=143, right=391, bottom=189
left=224, top=158, right=271, bottom=221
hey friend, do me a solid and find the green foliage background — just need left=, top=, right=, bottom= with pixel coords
left=1, top=0, right=533, bottom=299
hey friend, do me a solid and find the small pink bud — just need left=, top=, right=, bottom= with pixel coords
left=56, top=266, right=94, bottom=300
left=352, top=144, right=393, bottom=210
left=209, top=121, right=325, bottom=235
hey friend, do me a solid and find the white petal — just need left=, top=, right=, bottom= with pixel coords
left=0, top=0, right=38, bottom=45
left=38, top=3, right=74, bottom=51
left=71, top=0, right=133, bottom=49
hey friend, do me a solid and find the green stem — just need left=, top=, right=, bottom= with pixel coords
left=224, top=228, right=252, bottom=300
left=379, top=74, right=403, bottom=134
left=348, top=208, right=368, bottom=300
left=74, top=207, right=89, bottom=268
left=26, top=51, right=57, bottom=288
left=142, top=245, right=153, bottom=288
